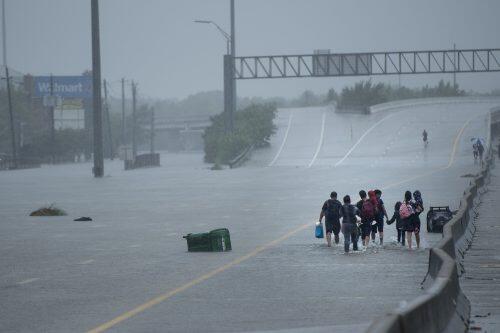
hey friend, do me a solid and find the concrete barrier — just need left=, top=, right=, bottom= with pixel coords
left=366, top=110, right=496, bottom=333
left=124, top=153, right=160, bottom=170
left=369, top=97, right=500, bottom=115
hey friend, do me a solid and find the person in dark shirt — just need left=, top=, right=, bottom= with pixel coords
left=319, top=191, right=342, bottom=247
left=373, top=189, right=389, bottom=245
left=388, top=201, right=405, bottom=246
left=340, top=195, right=361, bottom=253
left=356, top=190, right=373, bottom=247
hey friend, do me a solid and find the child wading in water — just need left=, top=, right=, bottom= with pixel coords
left=388, top=201, right=405, bottom=246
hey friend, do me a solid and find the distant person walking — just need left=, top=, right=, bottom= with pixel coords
left=319, top=191, right=342, bottom=247
left=357, top=190, right=375, bottom=247
left=388, top=201, right=405, bottom=246
left=422, top=129, right=428, bottom=147
left=477, top=139, right=485, bottom=163
left=340, top=195, right=361, bottom=253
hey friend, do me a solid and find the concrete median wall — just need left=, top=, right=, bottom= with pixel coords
left=366, top=106, right=500, bottom=333
left=369, top=97, right=500, bottom=115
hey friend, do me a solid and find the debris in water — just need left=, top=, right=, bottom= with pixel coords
left=30, top=205, right=67, bottom=216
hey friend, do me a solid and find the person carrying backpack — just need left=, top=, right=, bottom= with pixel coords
left=356, top=190, right=375, bottom=247
left=373, top=189, right=389, bottom=245
left=319, top=191, right=342, bottom=247
left=400, top=191, right=416, bottom=249
left=340, top=195, right=361, bottom=253
left=387, top=201, right=405, bottom=246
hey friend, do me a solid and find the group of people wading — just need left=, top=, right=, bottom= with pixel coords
left=319, top=189, right=424, bottom=253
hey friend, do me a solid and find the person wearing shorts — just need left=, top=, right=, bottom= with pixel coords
left=373, top=189, right=389, bottom=245
left=356, top=190, right=373, bottom=247
left=412, top=190, right=424, bottom=249
left=319, top=191, right=342, bottom=247
left=402, top=191, right=417, bottom=249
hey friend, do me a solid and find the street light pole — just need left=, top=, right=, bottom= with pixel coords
left=194, top=17, right=234, bottom=132
left=194, top=1, right=236, bottom=132
left=2, top=0, right=7, bottom=66
left=5, top=66, right=16, bottom=168
left=91, top=0, right=104, bottom=177
left=193, top=20, right=230, bottom=54
left=229, top=0, right=236, bottom=132
left=453, top=43, right=457, bottom=89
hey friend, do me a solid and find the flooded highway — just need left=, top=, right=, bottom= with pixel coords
left=0, top=100, right=495, bottom=332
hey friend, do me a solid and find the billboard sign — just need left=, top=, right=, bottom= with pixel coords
left=33, top=75, right=92, bottom=99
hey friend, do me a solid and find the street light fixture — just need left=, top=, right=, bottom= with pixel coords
left=194, top=19, right=230, bottom=54
left=194, top=0, right=236, bottom=133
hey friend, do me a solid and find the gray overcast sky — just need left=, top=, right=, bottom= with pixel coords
left=5, top=0, right=500, bottom=99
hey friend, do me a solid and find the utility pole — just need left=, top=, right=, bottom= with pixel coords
left=2, top=0, right=6, bottom=66
left=49, top=74, right=55, bottom=163
left=121, top=77, right=125, bottom=145
left=91, top=0, right=104, bottom=177
left=5, top=67, right=16, bottom=168
left=131, top=81, right=137, bottom=160
left=103, top=79, right=113, bottom=160
left=3, top=0, right=16, bottom=168
left=229, top=0, right=236, bottom=132
left=150, top=108, right=155, bottom=154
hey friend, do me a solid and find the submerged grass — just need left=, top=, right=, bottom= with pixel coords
left=30, top=204, right=67, bottom=216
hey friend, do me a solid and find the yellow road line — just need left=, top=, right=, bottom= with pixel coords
left=446, top=118, right=472, bottom=169
left=88, top=117, right=474, bottom=333
left=87, top=223, right=310, bottom=333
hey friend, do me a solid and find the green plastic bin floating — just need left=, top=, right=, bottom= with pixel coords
left=183, top=228, right=232, bottom=252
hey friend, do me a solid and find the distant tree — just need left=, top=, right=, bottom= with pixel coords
left=324, top=88, right=339, bottom=104
left=203, top=103, right=277, bottom=164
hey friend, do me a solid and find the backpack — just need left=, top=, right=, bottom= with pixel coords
left=368, top=191, right=380, bottom=215
left=399, top=202, right=413, bottom=219
left=325, top=200, right=341, bottom=220
left=361, top=200, right=375, bottom=220
left=373, top=197, right=381, bottom=215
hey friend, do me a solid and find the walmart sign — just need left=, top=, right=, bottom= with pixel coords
left=34, top=76, right=92, bottom=99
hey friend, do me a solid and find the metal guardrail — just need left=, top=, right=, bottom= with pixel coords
left=366, top=110, right=498, bottom=333
left=228, top=144, right=254, bottom=169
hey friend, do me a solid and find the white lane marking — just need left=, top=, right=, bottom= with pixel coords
left=79, top=259, right=95, bottom=265
left=268, top=112, right=293, bottom=167
left=129, top=244, right=142, bottom=248
left=17, top=278, right=40, bottom=285
left=307, top=111, right=326, bottom=168
left=335, top=112, right=398, bottom=167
